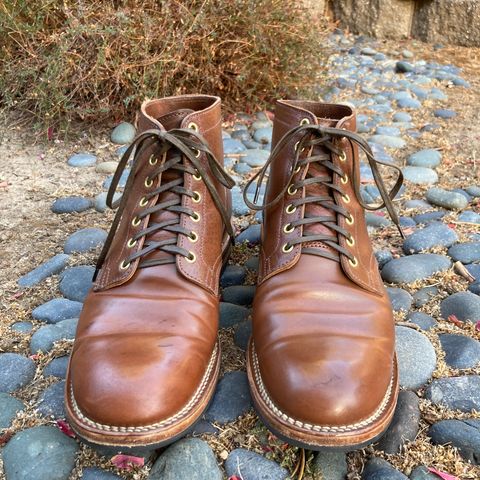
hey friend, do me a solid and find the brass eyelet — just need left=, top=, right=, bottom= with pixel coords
left=192, top=191, right=201, bottom=203
left=293, top=165, right=301, bottom=174
left=282, top=243, right=294, bottom=253
left=192, top=148, right=201, bottom=158
left=285, top=204, right=297, bottom=214
left=188, top=122, right=199, bottom=132
left=300, top=118, right=310, bottom=126
left=148, top=155, right=158, bottom=166
left=145, top=177, right=153, bottom=188
left=283, top=223, right=294, bottom=233
left=132, top=216, right=141, bottom=227
left=342, top=194, right=350, bottom=204
left=186, top=251, right=196, bottom=263
left=339, top=151, right=347, bottom=162
left=341, top=174, right=348, bottom=185
left=191, top=212, right=201, bottom=222
left=119, top=260, right=131, bottom=270
left=139, top=197, right=148, bottom=207
left=127, top=238, right=137, bottom=248
left=349, top=256, right=359, bottom=267
left=193, top=171, right=202, bottom=181
left=188, top=231, right=198, bottom=243
left=346, top=214, right=354, bottom=226
left=294, top=141, right=306, bottom=153
left=346, top=235, right=355, bottom=247
left=287, top=184, right=298, bottom=195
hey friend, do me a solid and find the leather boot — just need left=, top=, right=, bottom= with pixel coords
left=244, top=100, right=403, bottom=449
left=65, top=95, right=234, bottom=448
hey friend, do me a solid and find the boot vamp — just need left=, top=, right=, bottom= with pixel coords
left=253, top=255, right=394, bottom=427
left=69, top=264, right=218, bottom=427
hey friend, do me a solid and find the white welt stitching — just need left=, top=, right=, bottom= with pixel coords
left=70, top=344, right=218, bottom=433
left=251, top=344, right=394, bottom=433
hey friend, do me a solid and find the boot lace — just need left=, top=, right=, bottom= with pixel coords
left=243, top=123, right=404, bottom=263
left=94, top=128, right=235, bottom=279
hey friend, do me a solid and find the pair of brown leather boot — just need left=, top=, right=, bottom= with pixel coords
left=65, top=95, right=403, bottom=451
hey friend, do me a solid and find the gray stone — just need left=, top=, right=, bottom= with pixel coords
left=404, top=199, right=432, bottom=210
left=434, top=109, right=457, bottom=119
left=234, top=162, right=252, bottom=175
left=11, top=321, right=34, bottom=333
left=241, top=149, right=270, bottom=167
left=2, top=425, right=79, bottom=480
left=245, top=256, right=259, bottom=271
left=426, top=376, right=480, bottom=412
left=448, top=242, right=480, bottom=264
left=397, top=97, right=422, bottom=109
left=439, top=334, right=480, bottom=369
left=402, top=166, right=438, bottom=185
left=426, top=187, right=469, bottom=210
left=366, top=212, right=391, bottom=228
left=103, top=170, right=130, bottom=190
left=413, top=286, right=439, bottom=308
left=375, top=126, right=401, bottom=136
left=409, top=466, right=438, bottom=480
left=95, top=161, right=118, bottom=174
left=111, top=122, right=136, bottom=144
left=225, top=448, right=289, bottom=480
left=59, top=266, right=94, bottom=302
left=236, top=224, right=261, bottom=244
left=224, top=138, right=246, bottom=154
left=395, top=326, right=436, bottom=389
left=94, top=191, right=122, bottom=213
left=222, top=285, right=256, bottom=306
left=466, top=186, right=480, bottom=197
left=220, top=265, right=247, bottom=288
left=219, top=303, right=249, bottom=328
left=403, top=223, right=458, bottom=254
left=402, top=50, right=413, bottom=58
left=37, top=381, right=65, bottom=419
left=375, top=250, right=393, bottom=268
left=0, top=353, right=36, bottom=393
left=393, top=112, right=412, bottom=122
left=51, top=196, right=93, bottom=214
left=204, top=371, right=252, bottom=424
left=376, top=390, right=420, bottom=454
left=32, top=298, right=83, bottom=324
left=440, top=292, right=480, bottom=322
left=30, top=318, right=79, bottom=353
left=234, top=320, right=252, bottom=351
left=396, top=61, right=414, bottom=73
left=67, top=153, right=96, bottom=167
left=232, top=186, right=250, bottom=216
left=253, top=127, right=273, bottom=144
left=381, top=254, right=451, bottom=284
left=362, top=457, right=408, bottom=479
left=64, top=228, right=107, bottom=253
left=0, top=393, right=25, bottom=429
left=413, top=210, right=446, bottom=224
left=81, top=467, right=122, bottom=479
left=387, top=287, right=413, bottom=312
left=458, top=210, right=480, bottom=223
left=44, top=356, right=69, bottom=379
left=369, top=135, right=406, bottom=149
left=429, top=419, right=480, bottom=465
left=407, top=312, right=437, bottom=331
left=18, top=254, right=70, bottom=287
left=312, top=450, right=347, bottom=480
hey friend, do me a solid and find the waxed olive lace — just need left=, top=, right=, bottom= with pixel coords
left=243, top=124, right=404, bottom=262
left=94, top=128, right=235, bottom=279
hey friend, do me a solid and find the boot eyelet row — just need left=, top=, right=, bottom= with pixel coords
left=341, top=174, right=349, bottom=185
left=192, top=148, right=201, bottom=158
left=300, top=118, right=310, bottom=126
left=342, top=194, right=350, bottom=204
left=192, top=191, right=202, bottom=203
left=127, top=238, right=137, bottom=248
left=285, top=204, right=297, bottom=214
left=346, top=235, right=355, bottom=247
left=148, top=155, right=158, bottom=166
left=188, top=122, right=199, bottom=132
left=283, top=223, right=294, bottom=233
left=282, top=243, right=294, bottom=253
left=145, top=177, right=154, bottom=188
left=294, top=141, right=306, bottom=153
left=193, top=171, right=202, bottom=181
left=346, top=214, right=354, bottom=225
left=132, top=217, right=141, bottom=227
left=189, top=231, right=198, bottom=243
left=139, top=197, right=148, bottom=207
left=119, top=260, right=131, bottom=270
left=190, top=212, right=201, bottom=222
left=339, top=151, right=347, bottom=162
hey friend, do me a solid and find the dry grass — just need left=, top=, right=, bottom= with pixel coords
left=0, top=0, right=330, bottom=134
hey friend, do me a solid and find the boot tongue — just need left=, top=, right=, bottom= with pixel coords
left=143, top=108, right=195, bottom=265
left=302, top=117, right=340, bottom=257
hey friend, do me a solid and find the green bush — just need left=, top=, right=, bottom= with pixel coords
left=0, top=1, right=329, bottom=131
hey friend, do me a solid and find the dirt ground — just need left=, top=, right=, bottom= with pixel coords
left=0, top=38, right=479, bottom=479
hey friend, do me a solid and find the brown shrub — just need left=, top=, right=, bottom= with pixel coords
left=0, top=0, right=329, bottom=131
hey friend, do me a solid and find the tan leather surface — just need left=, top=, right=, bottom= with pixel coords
left=252, top=100, right=395, bottom=431
left=67, top=95, right=228, bottom=435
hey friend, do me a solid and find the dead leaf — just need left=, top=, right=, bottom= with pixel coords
left=447, top=314, right=463, bottom=327
left=0, top=431, right=13, bottom=447
left=57, top=419, right=75, bottom=438
left=111, top=454, right=145, bottom=471
left=427, top=467, right=459, bottom=480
